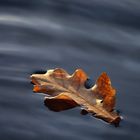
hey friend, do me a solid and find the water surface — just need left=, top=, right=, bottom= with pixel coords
left=0, top=0, right=140, bottom=140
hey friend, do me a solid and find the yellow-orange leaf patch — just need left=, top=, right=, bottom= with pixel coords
left=30, top=68, right=121, bottom=125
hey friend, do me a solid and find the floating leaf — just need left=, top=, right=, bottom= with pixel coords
left=30, top=68, right=121, bottom=125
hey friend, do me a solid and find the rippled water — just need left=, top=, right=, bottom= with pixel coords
left=0, top=0, right=140, bottom=140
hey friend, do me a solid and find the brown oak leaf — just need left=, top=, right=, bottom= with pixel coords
left=30, top=68, right=121, bottom=125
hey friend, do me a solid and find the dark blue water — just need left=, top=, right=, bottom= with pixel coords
left=0, top=0, right=140, bottom=140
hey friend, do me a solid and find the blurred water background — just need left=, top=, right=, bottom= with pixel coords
left=0, top=0, right=140, bottom=140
